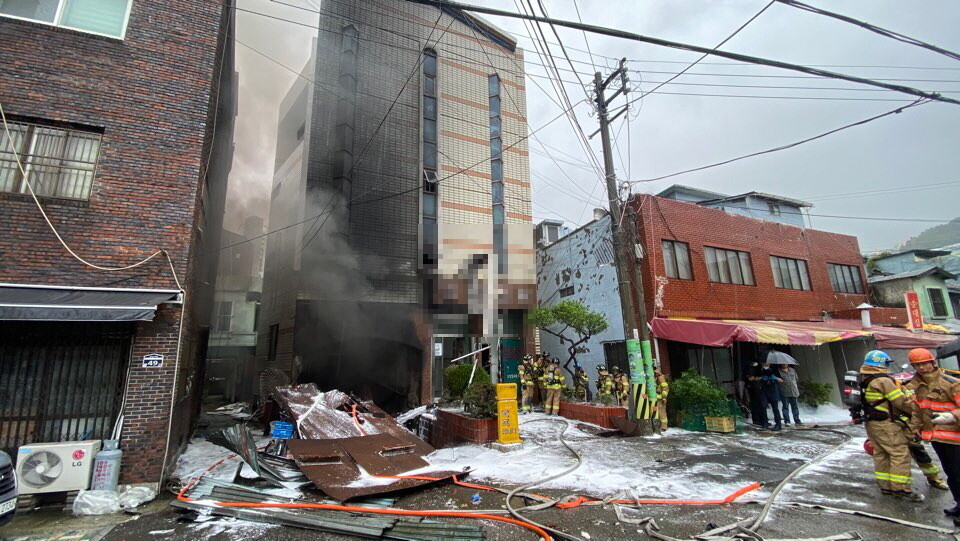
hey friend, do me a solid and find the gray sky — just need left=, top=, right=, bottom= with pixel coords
left=226, top=0, right=960, bottom=253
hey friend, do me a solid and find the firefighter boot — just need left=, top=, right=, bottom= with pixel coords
left=945, top=505, right=960, bottom=517
left=928, top=476, right=949, bottom=490
left=893, top=491, right=925, bottom=503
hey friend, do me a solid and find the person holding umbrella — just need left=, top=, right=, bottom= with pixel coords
left=770, top=351, right=803, bottom=427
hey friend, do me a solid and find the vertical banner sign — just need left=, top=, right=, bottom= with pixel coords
left=495, top=383, right=521, bottom=444
left=500, top=338, right=521, bottom=386
left=627, top=339, right=649, bottom=419
left=905, top=292, right=924, bottom=331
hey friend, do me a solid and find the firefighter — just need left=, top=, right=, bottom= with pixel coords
left=532, top=355, right=544, bottom=408
left=596, top=365, right=615, bottom=404
left=544, top=361, right=566, bottom=415
left=655, top=370, right=670, bottom=429
left=519, top=355, right=536, bottom=414
left=612, top=367, right=630, bottom=408
left=860, top=350, right=923, bottom=502
left=904, top=348, right=960, bottom=517
left=574, top=366, right=590, bottom=401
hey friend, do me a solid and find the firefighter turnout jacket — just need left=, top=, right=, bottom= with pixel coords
left=860, top=365, right=914, bottom=422
left=907, top=368, right=960, bottom=445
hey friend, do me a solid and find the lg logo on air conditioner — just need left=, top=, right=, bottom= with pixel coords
left=71, top=449, right=85, bottom=467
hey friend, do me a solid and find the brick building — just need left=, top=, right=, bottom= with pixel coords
left=537, top=188, right=951, bottom=407
left=259, top=0, right=536, bottom=411
left=0, top=1, right=235, bottom=488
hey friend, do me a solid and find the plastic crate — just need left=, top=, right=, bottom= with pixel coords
left=704, top=416, right=736, bottom=433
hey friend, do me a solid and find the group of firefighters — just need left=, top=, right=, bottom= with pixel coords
left=517, top=353, right=670, bottom=427
left=858, top=347, right=960, bottom=521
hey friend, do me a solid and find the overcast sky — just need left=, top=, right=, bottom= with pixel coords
left=227, top=0, right=960, bottom=253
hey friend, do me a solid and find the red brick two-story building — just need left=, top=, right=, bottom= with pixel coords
left=0, top=1, right=235, bottom=487
left=624, top=189, right=951, bottom=403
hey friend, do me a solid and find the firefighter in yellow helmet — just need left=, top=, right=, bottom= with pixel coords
left=905, top=347, right=960, bottom=519
left=518, top=355, right=536, bottom=414
left=544, top=360, right=566, bottom=415
left=596, top=365, right=615, bottom=405
left=655, top=369, right=670, bottom=429
left=860, top=350, right=922, bottom=501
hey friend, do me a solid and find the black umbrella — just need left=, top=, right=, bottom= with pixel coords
left=938, top=337, right=960, bottom=359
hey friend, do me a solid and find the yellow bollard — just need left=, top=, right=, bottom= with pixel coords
left=496, top=383, right=521, bottom=445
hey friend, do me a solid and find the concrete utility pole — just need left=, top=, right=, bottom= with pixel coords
left=593, top=60, right=652, bottom=427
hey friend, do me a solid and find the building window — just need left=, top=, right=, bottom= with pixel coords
left=213, top=301, right=233, bottom=333
left=704, top=247, right=754, bottom=285
left=661, top=240, right=692, bottom=280
left=770, top=256, right=811, bottom=291
left=0, top=0, right=133, bottom=38
left=267, top=323, right=279, bottom=361
left=489, top=74, right=506, bottom=274
left=0, top=120, right=101, bottom=200
left=828, top=263, right=864, bottom=294
left=767, top=202, right=781, bottom=215
left=546, top=225, right=559, bottom=243
left=559, top=286, right=574, bottom=298
left=929, top=287, right=949, bottom=318
left=422, top=49, right=438, bottom=265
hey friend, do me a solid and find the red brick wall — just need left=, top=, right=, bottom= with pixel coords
left=0, top=3, right=230, bottom=485
left=830, top=307, right=908, bottom=326
left=0, top=2, right=227, bottom=289
left=119, top=304, right=182, bottom=484
left=630, top=195, right=869, bottom=323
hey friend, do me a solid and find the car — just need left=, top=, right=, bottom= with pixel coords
left=0, top=450, right=15, bottom=526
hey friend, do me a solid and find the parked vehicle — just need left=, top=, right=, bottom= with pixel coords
left=0, top=450, right=16, bottom=526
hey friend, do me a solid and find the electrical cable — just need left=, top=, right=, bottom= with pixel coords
left=0, top=100, right=181, bottom=282
left=639, top=0, right=775, bottom=100
left=775, top=0, right=960, bottom=64
left=405, top=0, right=960, bottom=107
left=264, top=0, right=960, bottom=83
left=629, top=97, right=930, bottom=184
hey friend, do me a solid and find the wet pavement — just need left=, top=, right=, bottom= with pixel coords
left=2, top=423, right=958, bottom=540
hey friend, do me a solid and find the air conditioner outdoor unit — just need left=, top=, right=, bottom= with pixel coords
left=15, top=441, right=101, bottom=495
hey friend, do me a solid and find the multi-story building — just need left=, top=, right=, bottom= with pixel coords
left=259, top=0, right=535, bottom=411
left=0, top=1, right=235, bottom=487
left=538, top=188, right=950, bottom=406
left=206, top=217, right=266, bottom=403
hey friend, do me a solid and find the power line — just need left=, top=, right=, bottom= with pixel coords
left=194, top=101, right=579, bottom=261
left=405, top=0, right=960, bottom=106
left=630, top=97, right=930, bottom=184
left=631, top=69, right=960, bottom=83
left=805, top=213, right=957, bottom=224
left=259, top=1, right=960, bottom=88
left=775, top=0, right=960, bottom=63
left=802, top=180, right=960, bottom=202
left=640, top=0, right=775, bottom=99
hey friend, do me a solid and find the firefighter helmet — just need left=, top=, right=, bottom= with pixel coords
left=862, top=350, right=892, bottom=368
left=597, top=364, right=607, bottom=373
left=908, top=348, right=936, bottom=364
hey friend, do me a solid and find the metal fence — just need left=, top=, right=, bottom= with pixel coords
left=0, top=323, right=132, bottom=454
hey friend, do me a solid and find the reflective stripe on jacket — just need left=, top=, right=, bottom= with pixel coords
left=860, top=365, right=914, bottom=418
left=907, top=368, right=960, bottom=445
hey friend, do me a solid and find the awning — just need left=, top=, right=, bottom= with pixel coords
left=651, top=317, right=956, bottom=350
left=0, top=283, right=180, bottom=322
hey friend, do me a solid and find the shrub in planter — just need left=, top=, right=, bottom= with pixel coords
left=463, top=380, right=497, bottom=419
left=445, top=363, right=489, bottom=399
left=798, top=381, right=832, bottom=408
left=670, top=369, right=734, bottom=418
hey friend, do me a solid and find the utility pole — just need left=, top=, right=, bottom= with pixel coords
left=594, top=60, right=653, bottom=430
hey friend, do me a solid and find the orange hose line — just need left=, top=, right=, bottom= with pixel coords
left=555, top=483, right=762, bottom=509
left=176, top=482, right=550, bottom=540
left=351, top=404, right=368, bottom=436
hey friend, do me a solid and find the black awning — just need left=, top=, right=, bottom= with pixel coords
left=0, top=284, right=180, bottom=322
